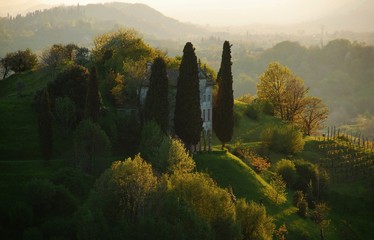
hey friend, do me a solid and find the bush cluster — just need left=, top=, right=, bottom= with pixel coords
left=261, top=124, right=305, bottom=155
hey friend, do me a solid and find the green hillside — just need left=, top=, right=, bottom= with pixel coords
left=194, top=151, right=324, bottom=239
left=1, top=63, right=373, bottom=239
left=0, top=70, right=52, bottom=159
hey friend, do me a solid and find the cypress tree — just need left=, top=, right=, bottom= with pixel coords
left=144, top=57, right=169, bottom=132
left=213, top=41, right=234, bottom=149
left=37, top=88, right=53, bottom=161
left=174, top=42, right=202, bottom=148
left=84, top=66, right=100, bottom=122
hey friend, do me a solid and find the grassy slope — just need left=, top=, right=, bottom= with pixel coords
left=198, top=100, right=374, bottom=239
left=0, top=70, right=52, bottom=159
left=194, top=151, right=321, bottom=239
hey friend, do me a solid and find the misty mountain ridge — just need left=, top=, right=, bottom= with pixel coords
left=228, top=0, right=373, bottom=35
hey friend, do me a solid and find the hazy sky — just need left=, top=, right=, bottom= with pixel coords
left=5, top=0, right=356, bottom=26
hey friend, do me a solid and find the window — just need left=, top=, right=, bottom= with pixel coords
left=202, top=109, right=205, bottom=121
left=207, top=94, right=210, bottom=102
left=208, top=109, right=211, bottom=121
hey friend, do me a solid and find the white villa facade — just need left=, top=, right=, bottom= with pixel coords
left=140, top=63, right=214, bottom=151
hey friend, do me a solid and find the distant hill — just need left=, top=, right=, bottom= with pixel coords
left=230, top=0, right=374, bottom=35
left=0, top=2, right=208, bottom=56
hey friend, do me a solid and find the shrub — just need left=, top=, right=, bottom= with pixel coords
left=54, top=97, right=77, bottom=128
left=139, top=121, right=169, bottom=172
left=236, top=94, right=254, bottom=104
left=294, top=160, right=329, bottom=202
left=275, top=159, right=297, bottom=188
left=261, top=125, right=305, bottom=155
left=53, top=167, right=91, bottom=198
left=252, top=98, right=274, bottom=116
left=236, top=199, right=275, bottom=240
left=263, top=174, right=287, bottom=205
left=237, top=147, right=270, bottom=173
left=293, top=190, right=305, bottom=207
left=245, top=104, right=259, bottom=120
left=297, top=199, right=308, bottom=218
left=24, top=179, right=56, bottom=218
left=74, top=119, right=111, bottom=174
left=293, top=191, right=308, bottom=217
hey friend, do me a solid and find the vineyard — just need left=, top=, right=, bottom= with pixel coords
left=316, top=127, right=374, bottom=183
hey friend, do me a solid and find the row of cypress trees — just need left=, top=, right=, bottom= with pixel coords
left=144, top=41, right=234, bottom=150
left=37, top=66, right=101, bottom=161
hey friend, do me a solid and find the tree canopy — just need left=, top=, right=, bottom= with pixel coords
left=213, top=41, right=234, bottom=149
left=174, top=42, right=202, bottom=148
left=144, top=57, right=169, bottom=132
left=257, top=62, right=308, bottom=122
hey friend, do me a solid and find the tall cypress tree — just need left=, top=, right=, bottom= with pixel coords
left=37, top=88, right=53, bottom=161
left=213, top=41, right=234, bottom=149
left=85, top=66, right=100, bottom=122
left=144, top=57, right=169, bottom=132
left=174, top=42, right=202, bottom=148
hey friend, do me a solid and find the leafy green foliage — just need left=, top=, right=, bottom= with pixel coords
left=257, top=62, right=308, bottom=122
left=294, top=160, right=329, bottom=203
left=294, top=191, right=308, bottom=218
left=263, top=173, right=287, bottom=205
left=236, top=199, right=275, bottom=240
left=48, top=64, right=89, bottom=121
left=261, top=124, right=305, bottom=155
left=167, top=138, right=196, bottom=174
left=74, top=120, right=111, bottom=174
left=170, top=172, right=240, bottom=239
left=84, top=66, right=101, bottom=122
left=213, top=41, right=234, bottom=148
left=245, top=104, right=259, bottom=120
left=113, top=111, right=141, bottom=156
left=93, top=28, right=158, bottom=74
left=174, top=42, right=202, bottom=147
left=25, top=179, right=77, bottom=220
left=144, top=57, right=169, bottom=132
left=311, top=202, right=331, bottom=240
left=54, top=96, right=77, bottom=128
left=52, top=167, right=92, bottom=198
left=3, top=48, right=38, bottom=73
left=275, top=159, right=297, bottom=188
left=95, top=155, right=157, bottom=220
left=139, top=121, right=169, bottom=172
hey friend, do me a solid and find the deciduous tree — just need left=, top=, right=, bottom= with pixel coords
left=3, top=49, right=38, bottom=74
left=257, top=62, right=308, bottom=122
left=296, top=96, right=329, bottom=135
left=213, top=41, right=234, bottom=149
left=264, top=173, right=287, bottom=205
left=95, top=155, right=157, bottom=220
left=236, top=199, right=275, bottom=240
left=48, top=64, right=89, bottom=121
